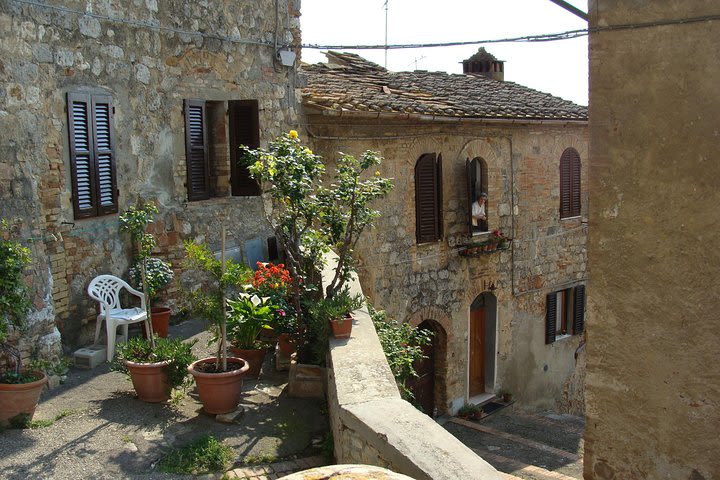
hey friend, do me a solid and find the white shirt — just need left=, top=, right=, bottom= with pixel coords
left=472, top=201, right=486, bottom=226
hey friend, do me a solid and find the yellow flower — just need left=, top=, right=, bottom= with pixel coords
left=304, top=147, right=313, bottom=155
left=253, top=161, right=264, bottom=172
left=374, top=170, right=381, bottom=177
left=288, top=130, right=299, bottom=139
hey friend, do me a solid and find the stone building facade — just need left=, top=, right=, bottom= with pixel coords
left=0, top=0, right=302, bottom=357
left=585, top=1, right=720, bottom=478
left=302, top=52, right=588, bottom=414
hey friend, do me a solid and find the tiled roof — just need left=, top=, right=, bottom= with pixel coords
left=300, top=52, right=587, bottom=122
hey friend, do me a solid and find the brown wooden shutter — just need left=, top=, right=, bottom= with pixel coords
left=545, top=292, right=557, bottom=344
left=560, top=148, right=581, bottom=218
left=573, top=285, right=586, bottom=335
left=184, top=99, right=210, bottom=201
left=466, top=158, right=473, bottom=235
left=415, top=153, right=440, bottom=243
left=67, top=92, right=97, bottom=219
left=91, top=95, right=118, bottom=215
left=570, top=150, right=581, bottom=217
left=436, top=153, right=443, bottom=239
left=229, top=100, right=261, bottom=196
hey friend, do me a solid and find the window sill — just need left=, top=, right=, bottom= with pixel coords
left=472, top=231, right=490, bottom=237
left=560, top=215, right=581, bottom=221
left=554, top=334, right=573, bottom=342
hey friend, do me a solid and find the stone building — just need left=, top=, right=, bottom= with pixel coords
left=301, top=52, right=588, bottom=414
left=0, top=0, right=301, bottom=357
left=585, top=1, right=720, bottom=478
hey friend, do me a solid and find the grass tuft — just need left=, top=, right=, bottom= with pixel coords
left=158, top=435, right=234, bottom=474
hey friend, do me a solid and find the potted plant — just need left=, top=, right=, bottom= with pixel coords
left=313, top=287, right=363, bottom=339
left=184, top=235, right=253, bottom=414
left=120, top=203, right=175, bottom=339
left=225, top=294, right=276, bottom=378
left=114, top=336, right=196, bottom=403
left=0, top=219, right=48, bottom=428
left=457, top=403, right=484, bottom=421
left=248, top=262, right=296, bottom=349
left=498, top=389, right=513, bottom=404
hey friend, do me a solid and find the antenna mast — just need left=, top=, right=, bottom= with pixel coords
left=383, top=0, right=389, bottom=68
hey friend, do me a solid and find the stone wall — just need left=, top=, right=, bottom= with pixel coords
left=0, top=0, right=302, bottom=352
left=305, top=113, right=588, bottom=413
left=586, top=1, right=720, bottom=478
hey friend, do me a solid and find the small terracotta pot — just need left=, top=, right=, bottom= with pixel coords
left=144, top=307, right=171, bottom=338
left=277, top=333, right=297, bottom=356
left=330, top=315, right=353, bottom=339
left=229, top=347, right=266, bottom=378
left=125, top=360, right=170, bottom=403
left=188, top=357, right=248, bottom=414
left=0, top=371, right=48, bottom=427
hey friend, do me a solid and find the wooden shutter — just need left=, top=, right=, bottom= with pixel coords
left=466, top=158, right=473, bottom=235
left=545, top=292, right=557, bottom=344
left=570, top=150, right=581, bottom=217
left=229, top=100, right=261, bottom=196
left=184, top=99, right=210, bottom=201
left=573, top=285, right=586, bottom=335
left=92, top=95, right=118, bottom=215
left=415, top=153, right=440, bottom=243
left=67, top=93, right=97, bottom=219
left=560, top=148, right=581, bottom=218
left=437, top=154, right=443, bottom=239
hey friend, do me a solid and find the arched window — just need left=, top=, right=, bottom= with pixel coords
left=560, top=148, right=581, bottom=218
left=466, top=157, right=488, bottom=233
left=415, top=153, right=443, bottom=244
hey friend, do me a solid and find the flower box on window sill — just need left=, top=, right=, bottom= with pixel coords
left=459, top=242, right=510, bottom=257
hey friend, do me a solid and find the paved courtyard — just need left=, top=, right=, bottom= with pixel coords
left=0, top=319, right=329, bottom=479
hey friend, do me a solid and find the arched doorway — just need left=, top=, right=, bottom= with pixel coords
left=469, top=292, right=497, bottom=397
left=408, top=320, right=447, bottom=416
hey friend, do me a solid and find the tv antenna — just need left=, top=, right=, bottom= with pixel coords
left=383, top=0, right=389, bottom=68
left=406, top=56, right=427, bottom=70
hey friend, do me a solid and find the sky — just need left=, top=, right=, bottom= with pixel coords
left=300, top=0, right=589, bottom=106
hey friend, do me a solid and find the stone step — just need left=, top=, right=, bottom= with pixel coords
left=479, top=412, right=584, bottom=455
left=474, top=449, right=582, bottom=480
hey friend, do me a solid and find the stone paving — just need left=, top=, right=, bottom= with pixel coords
left=0, top=319, right=330, bottom=479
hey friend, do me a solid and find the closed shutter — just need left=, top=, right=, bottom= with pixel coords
left=560, top=148, right=581, bottom=218
left=229, top=100, right=261, bottom=196
left=437, top=154, right=443, bottom=239
left=92, top=95, right=118, bottom=215
left=184, top=99, right=210, bottom=201
left=573, top=284, right=586, bottom=335
left=545, top=292, right=557, bottom=344
left=570, top=150, right=581, bottom=217
left=67, top=93, right=97, bottom=219
left=415, top=153, right=441, bottom=243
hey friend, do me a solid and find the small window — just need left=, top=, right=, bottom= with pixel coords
left=466, top=157, right=489, bottom=234
left=546, top=284, right=585, bottom=344
left=415, top=153, right=443, bottom=244
left=184, top=99, right=260, bottom=201
left=67, top=92, right=118, bottom=219
left=560, top=147, right=581, bottom=218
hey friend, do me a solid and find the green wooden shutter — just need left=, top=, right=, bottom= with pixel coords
left=67, top=92, right=97, bottom=219
left=92, top=95, right=118, bottom=215
left=184, top=99, right=210, bottom=201
left=573, top=285, right=586, bottom=335
left=546, top=292, right=557, bottom=344
left=229, top=100, right=261, bottom=196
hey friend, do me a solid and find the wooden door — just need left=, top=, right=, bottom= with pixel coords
left=469, top=308, right=485, bottom=396
left=408, top=328, right=435, bottom=415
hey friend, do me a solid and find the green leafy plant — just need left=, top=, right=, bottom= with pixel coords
left=457, top=403, right=484, bottom=420
left=225, top=294, right=276, bottom=350
left=129, top=257, right=174, bottom=301
left=158, top=434, right=234, bottom=474
left=113, top=336, right=197, bottom=392
left=0, top=219, right=33, bottom=380
left=369, top=305, right=433, bottom=403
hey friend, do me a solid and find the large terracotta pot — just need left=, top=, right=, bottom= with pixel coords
left=0, top=371, right=48, bottom=427
left=277, top=333, right=297, bottom=356
left=330, top=314, right=353, bottom=339
left=188, top=357, right=249, bottom=414
left=125, top=360, right=170, bottom=403
left=143, top=307, right=171, bottom=338
left=228, top=347, right=266, bottom=379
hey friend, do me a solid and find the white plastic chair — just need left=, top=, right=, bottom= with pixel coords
left=87, top=275, right=148, bottom=361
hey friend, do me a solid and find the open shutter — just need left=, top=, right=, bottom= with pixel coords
left=570, top=150, right=581, bottom=217
left=436, top=154, right=443, bottom=239
left=92, top=95, right=118, bottom=215
left=229, top=100, right=261, bottom=196
left=573, top=285, right=586, bottom=335
left=545, top=292, right=557, bottom=344
left=184, top=99, right=210, bottom=201
left=67, top=93, right=97, bottom=219
left=466, top=158, right=473, bottom=235
left=415, top=153, right=439, bottom=243
left=560, top=152, right=572, bottom=218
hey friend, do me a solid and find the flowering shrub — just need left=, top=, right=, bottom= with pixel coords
left=252, top=262, right=291, bottom=295
left=129, top=257, right=174, bottom=300
left=489, top=229, right=511, bottom=248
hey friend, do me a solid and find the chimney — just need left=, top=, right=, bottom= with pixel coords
left=462, top=47, right=504, bottom=81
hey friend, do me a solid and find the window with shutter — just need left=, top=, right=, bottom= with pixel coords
left=545, top=292, right=557, bottom=344
left=415, top=153, right=443, bottom=244
left=546, top=284, right=586, bottom=344
left=67, top=92, right=118, bottom=219
left=229, top=100, right=261, bottom=196
left=560, top=148, right=581, bottom=218
left=467, top=157, right=489, bottom=234
left=572, top=285, right=586, bottom=334
left=184, top=99, right=210, bottom=201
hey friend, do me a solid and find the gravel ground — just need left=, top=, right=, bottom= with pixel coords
left=0, top=319, right=329, bottom=480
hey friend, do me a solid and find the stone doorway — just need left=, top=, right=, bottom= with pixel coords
left=408, top=319, right=447, bottom=416
left=469, top=292, right=497, bottom=399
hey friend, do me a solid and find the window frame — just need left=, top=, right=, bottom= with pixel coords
left=546, top=284, right=585, bottom=344
left=466, top=157, right=489, bottom=235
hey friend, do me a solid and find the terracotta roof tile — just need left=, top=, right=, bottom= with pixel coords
left=300, top=52, right=587, bottom=121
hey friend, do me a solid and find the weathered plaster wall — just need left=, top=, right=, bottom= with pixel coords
left=305, top=114, right=588, bottom=413
left=0, top=0, right=302, bottom=351
left=586, top=1, right=720, bottom=478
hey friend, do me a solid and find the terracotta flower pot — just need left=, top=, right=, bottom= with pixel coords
left=188, top=357, right=249, bottom=414
left=143, top=306, right=171, bottom=338
left=277, top=333, right=297, bottom=356
left=124, top=360, right=171, bottom=403
left=330, top=315, right=353, bottom=339
left=229, top=346, right=266, bottom=378
left=0, top=371, right=48, bottom=427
